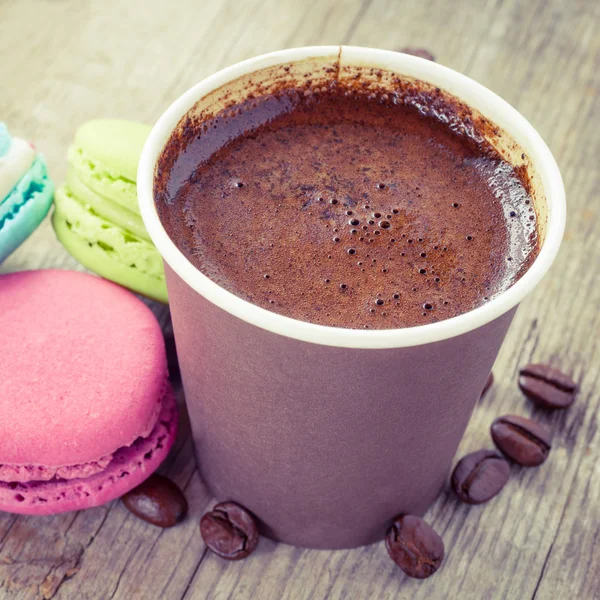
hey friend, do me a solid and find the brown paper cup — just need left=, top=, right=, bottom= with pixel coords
left=138, top=47, right=566, bottom=549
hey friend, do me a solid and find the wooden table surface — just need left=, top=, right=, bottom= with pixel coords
left=1, top=0, right=598, bottom=598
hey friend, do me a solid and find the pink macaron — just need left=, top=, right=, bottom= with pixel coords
left=0, top=269, right=178, bottom=515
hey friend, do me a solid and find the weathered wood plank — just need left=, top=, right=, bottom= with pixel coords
left=0, top=0, right=597, bottom=598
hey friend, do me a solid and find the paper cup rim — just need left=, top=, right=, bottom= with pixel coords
left=138, top=45, right=565, bottom=349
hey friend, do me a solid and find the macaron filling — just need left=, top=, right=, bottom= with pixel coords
left=0, top=137, right=36, bottom=201
left=68, top=145, right=139, bottom=213
left=66, top=167, right=150, bottom=240
left=0, top=455, right=113, bottom=483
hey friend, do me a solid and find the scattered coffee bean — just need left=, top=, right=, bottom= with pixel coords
left=519, top=363, right=577, bottom=409
left=519, top=365, right=577, bottom=409
left=122, top=474, right=187, bottom=527
left=164, top=332, right=180, bottom=383
left=200, top=501, right=259, bottom=560
left=481, top=371, right=494, bottom=399
left=451, top=450, right=510, bottom=504
left=400, top=47, right=435, bottom=61
left=385, top=514, right=444, bottom=579
left=491, top=414, right=552, bottom=466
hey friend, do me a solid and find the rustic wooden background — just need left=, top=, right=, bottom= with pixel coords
left=0, top=0, right=598, bottom=598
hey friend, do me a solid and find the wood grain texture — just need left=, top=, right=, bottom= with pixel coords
left=0, top=0, right=598, bottom=598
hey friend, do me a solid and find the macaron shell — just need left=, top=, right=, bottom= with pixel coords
left=0, top=382, right=178, bottom=515
left=0, top=269, right=166, bottom=467
left=74, top=119, right=151, bottom=182
left=0, top=155, right=54, bottom=263
left=52, top=188, right=168, bottom=303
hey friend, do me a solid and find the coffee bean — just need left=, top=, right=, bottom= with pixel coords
left=481, top=371, right=494, bottom=399
left=385, top=514, right=444, bottom=579
left=164, top=332, right=180, bottom=383
left=519, top=363, right=577, bottom=409
left=451, top=450, right=510, bottom=504
left=400, top=47, right=435, bottom=61
left=491, top=414, right=551, bottom=466
left=122, top=474, right=187, bottom=527
left=200, top=501, right=259, bottom=560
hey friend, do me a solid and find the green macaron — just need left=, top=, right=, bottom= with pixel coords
left=53, top=119, right=167, bottom=303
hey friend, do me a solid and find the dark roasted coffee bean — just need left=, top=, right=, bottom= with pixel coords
left=122, top=474, right=187, bottom=527
left=164, top=332, right=181, bottom=382
left=491, top=414, right=551, bottom=466
left=481, top=371, right=494, bottom=399
left=400, top=47, right=435, bottom=61
left=519, top=363, right=577, bottom=409
left=385, top=514, right=444, bottom=579
left=451, top=450, right=510, bottom=504
left=200, top=501, right=259, bottom=560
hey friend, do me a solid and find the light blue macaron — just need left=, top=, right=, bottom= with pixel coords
left=0, top=124, right=54, bottom=263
